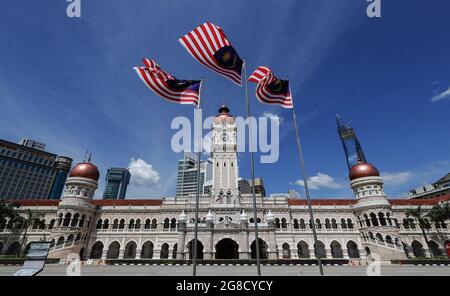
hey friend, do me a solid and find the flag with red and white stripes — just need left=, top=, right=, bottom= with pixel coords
left=179, top=22, right=243, bottom=86
left=134, top=59, right=202, bottom=107
left=248, top=66, right=293, bottom=109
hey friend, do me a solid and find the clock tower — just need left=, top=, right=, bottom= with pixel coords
left=211, top=104, right=239, bottom=205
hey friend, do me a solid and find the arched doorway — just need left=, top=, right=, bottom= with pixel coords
left=106, top=241, right=120, bottom=259
left=314, top=241, right=326, bottom=259
left=297, top=241, right=310, bottom=258
left=411, top=240, right=426, bottom=258
left=141, top=241, right=154, bottom=259
left=187, top=239, right=204, bottom=259
left=90, top=241, right=103, bottom=259
left=346, top=241, right=360, bottom=258
left=6, top=241, right=20, bottom=256
left=428, top=241, right=441, bottom=257
left=160, top=243, right=169, bottom=259
left=330, top=241, right=343, bottom=258
left=124, top=241, right=137, bottom=259
left=282, top=243, right=291, bottom=259
left=215, top=238, right=239, bottom=259
left=251, top=238, right=268, bottom=259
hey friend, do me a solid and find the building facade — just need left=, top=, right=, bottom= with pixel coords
left=0, top=106, right=449, bottom=262
left=0, top=139, right=72, bottom=200
left=176, top=154, right=212, bottom=198
left=102, top=168, right=131, bottom=200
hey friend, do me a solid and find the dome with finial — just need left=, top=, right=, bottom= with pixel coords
left=178, top=210, right=187, bottom=222
left=205, top=210, right=214, bottom=222
left=214, top=104, right=234, bottom=123
left=240, top=210, right=248, bottom=222
left=265, top=210, right=274, bottom=222
left=68, top=153, right=100, bottom=181
left=349, top=162, right=380, bottom=181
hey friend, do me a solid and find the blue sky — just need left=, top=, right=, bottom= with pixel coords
left=0, top=0, right=449, bottom=199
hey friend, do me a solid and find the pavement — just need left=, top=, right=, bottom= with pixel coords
left=0, top=264, right=449, bottom=276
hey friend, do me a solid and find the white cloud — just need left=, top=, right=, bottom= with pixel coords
left=431, top=87, right=450, bottom=102
left=128, top=158, right=160, bottom=187
left=262, top=112, right=284, bottom=126
left=381, top=171, right=412, bottom=186
left=296, top=173, right=344, bottom=190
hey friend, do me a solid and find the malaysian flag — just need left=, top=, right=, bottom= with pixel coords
left=134, top=59, right=202, bottom=107
left=248, top=66, right=293, bottom=108
left=179, top=22, right=243, bottom=86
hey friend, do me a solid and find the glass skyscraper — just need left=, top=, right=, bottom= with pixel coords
left=337, top=115, right=367, bottom=170
left=102, top=168, right=131, bottom=200
left=176, top=154, right=212, bottom=198
left=0, top=138, right=72, bottom=200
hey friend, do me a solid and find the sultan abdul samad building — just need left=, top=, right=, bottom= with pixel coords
left=1, top=105, right=449, bottom=262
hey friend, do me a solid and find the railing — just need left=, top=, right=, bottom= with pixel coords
left=362, top=237, right=404, bottom=251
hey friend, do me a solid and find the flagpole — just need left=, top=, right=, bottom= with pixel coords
left=243, top=59, right=262, bottom=276
left=192, top=78, right=204, bottom=277
left=290, top=94, right=324, bottom=276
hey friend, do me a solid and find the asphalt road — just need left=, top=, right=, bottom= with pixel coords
left=0, top=264, right=449, bottom=276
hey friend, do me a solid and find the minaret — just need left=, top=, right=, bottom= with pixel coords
left=211, top=104, right=239, bottom=205
left=350, top=162, right=406, bottom=261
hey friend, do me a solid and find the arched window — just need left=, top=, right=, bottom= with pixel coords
left=79, top=215, right=86, bottom=228
left=297, top=241, right=309, bottom=258
left=299, top=219, right=306, bottom=229
left=378, top=212, right=386, bottom=226
left=63, top=213, right=71, bottom=227
left=341, top=218, right=347, bottom=229
left=370, top=213, right=379, bottom=226
left=170, top=218, right=177, bottom=229
left=347, top=219, right=354, bottom=229
left=376, top=233, right=384, bottom=242
left=347, top=241, right=360, bottom=258
left=151, top=219, right=157, bottom=229
left=331, top=218, right=338, bottom=229
left=330, top=241, right=343, bottom=258
left=119, top=219, right=125, bottom=229
left=386, top=213, right=392, bottom=226
left=71, top=213, right=80, bottom=227
left=364, top=214, right=371, bottom=227
left=385, top=235, right=393, bottom=244
left=141, top=241, right=154, bottom=259
left=315, top=218, right=322, bottom=229
left=293, top=219, right=299, bottom=229
left=57, top=213, right=63, bottom=226
left=112, top=219, right=119, bottom=229
left=96, top=219, right=103, bottom=229
left=48, top=219, right=55, bottom=230
left=281, top=218, right=287, bottom=229
left=163, top=218, right=170, bottom=229
left=144, top=219, right=151, bottom=229
left=129, top=219, right=135, bottom=229
left=274, top=218, right=280, bottom=228
left=402, top=218, right=410, bottom=229
left=103, top=219, right=109, bottom=229
left=135, top=219, right=141, bottom=230
left=325, top=219, right=331, bottom=229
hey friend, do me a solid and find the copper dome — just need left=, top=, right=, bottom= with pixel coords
left=349, top=162, right=380, bottom=180
left=69, top=162, right=100, bottom=181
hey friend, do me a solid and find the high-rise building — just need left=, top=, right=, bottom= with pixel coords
left=102, top=168, right=131, bottom=200
left=0, top=138, right=72, bottom=200
left=238, top=177, right=266, bottom=196
left=337, top=115, right=367, bottom=170
left=176, top=154, right=212, bottom=198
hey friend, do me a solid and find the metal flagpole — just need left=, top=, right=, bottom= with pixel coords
left=291, top=102, right=325, bottom=276
left=243, top=59, right=262, bottom=276
left=192, top=78, right=204, bottom=277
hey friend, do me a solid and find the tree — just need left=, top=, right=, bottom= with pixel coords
left=15, top=209, right=44, bottom=258
left=427, top=202, right=450, bottom=229
left=0, top=199, right=21, bottom=222
left=405, top=206, right=434, bottom=259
